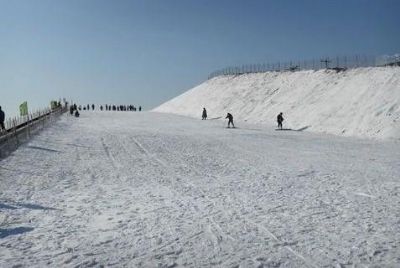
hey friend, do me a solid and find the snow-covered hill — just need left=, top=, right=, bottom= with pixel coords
left=154, top=67, right=400, bottom=139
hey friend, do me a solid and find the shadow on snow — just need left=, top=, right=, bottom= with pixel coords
left=0, top=200, right=58, bottom=211
left=0, top=227, right=34, bottom=239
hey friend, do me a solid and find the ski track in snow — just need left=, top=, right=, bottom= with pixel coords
left=0, top=111, right=399, bottom=267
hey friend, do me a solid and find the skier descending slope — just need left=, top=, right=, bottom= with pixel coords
left=226, top=113, right=235, bottom=128
left=202, top=108, right=207, bottom=120
left=277, top=112, right=284, bottom=129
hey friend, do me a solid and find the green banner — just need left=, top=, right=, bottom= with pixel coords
left=19, top=101, right=28, bottom=116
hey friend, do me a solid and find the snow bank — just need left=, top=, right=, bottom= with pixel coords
left=154, top=67, right=400, bottom=139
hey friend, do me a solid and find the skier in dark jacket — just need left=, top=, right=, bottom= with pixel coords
left=0, top=106, right=5, bottom=130
left=277, top=112, right=284, bottom=129
left=202, top=108, right=207, bottom=120
left=225, top=113, right=234, bottom=128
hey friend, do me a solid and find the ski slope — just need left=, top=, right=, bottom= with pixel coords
left=0, top=112, right=399, bottom=267
left=154, top=67, right=400, bottom=140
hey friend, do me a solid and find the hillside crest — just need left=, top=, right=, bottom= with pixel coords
left=154, top=67, right=400, bottom=139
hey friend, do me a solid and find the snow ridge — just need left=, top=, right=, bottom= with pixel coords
left=154, top=67, right=400, bottom=139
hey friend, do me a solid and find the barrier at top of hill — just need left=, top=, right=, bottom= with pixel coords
left=208, top=54, right=400, bottom=79
left=154, top=67, right=400, bottom=140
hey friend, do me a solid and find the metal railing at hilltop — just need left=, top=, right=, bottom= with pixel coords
left=208, top=54, right=400, bottom=79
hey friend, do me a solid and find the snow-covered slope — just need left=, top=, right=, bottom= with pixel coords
left=154, top=67, right=400, bottom=139
left=1, top=112, right=400, bottom=267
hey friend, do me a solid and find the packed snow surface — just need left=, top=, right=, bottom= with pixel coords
left=0, top=112, right=399, bottom=267
left=154, top=67, right=400, bottom=140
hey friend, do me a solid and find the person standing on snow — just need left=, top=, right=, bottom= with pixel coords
left=0, top=106, right=5, bottom=131
left=277, top=112, right=284, bottom=129
left=202, top=108, right=207, bottom=120
left=226, top=113, right=234, bottom=128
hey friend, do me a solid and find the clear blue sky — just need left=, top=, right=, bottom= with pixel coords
left=1, top=0, right=399, bottom=117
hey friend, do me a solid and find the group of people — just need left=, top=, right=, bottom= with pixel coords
left=69, top=104, right=143, bottom=117
left=72, top=104, right=142, bottom=112
left=102, top=105, right=141, bottom=112
left=201, top=107, right=235, bottom=128
left=69, top=104, right=80, bottom=117
left=202, top=107, right=285, bottom=129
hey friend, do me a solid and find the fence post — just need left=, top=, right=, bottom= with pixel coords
left=13, top=119, right=18, bottom=146
left=26, top=114, right=31, bottom=139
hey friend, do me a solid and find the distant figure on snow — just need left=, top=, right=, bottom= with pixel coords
left=202, top=108, right=207, bottom=120
left=74, top=110, right=80, bottom=117
left=139, top=106, right=142, bottom=112
left=0, top=106, right=5, bottom=131
left=277, top=112, right=284, bottom=129
left=92, top=104, right=95, bottom=110
left=225, top=113, right=234, bottom=128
